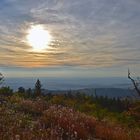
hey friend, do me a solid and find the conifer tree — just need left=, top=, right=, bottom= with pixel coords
left=26, top=88, right=32, bottom=98
left=35, top=79, right=42, bottom=96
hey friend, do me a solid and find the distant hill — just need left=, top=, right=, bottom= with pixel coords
left=46, top=88, right=137, bottom=99
left=77, top=88, right=136, bottom=98
left=5, top=77, right=132, bottom=91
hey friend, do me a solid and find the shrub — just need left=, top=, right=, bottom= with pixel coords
left=0, top=87, right=13, bottom=96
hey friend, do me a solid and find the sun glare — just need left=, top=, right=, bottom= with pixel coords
left=27, top=25, right=52, bottom=52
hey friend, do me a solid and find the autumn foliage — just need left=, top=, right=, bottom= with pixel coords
left=0, top=94, right=139, bottom=140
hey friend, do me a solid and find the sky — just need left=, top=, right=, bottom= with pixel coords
left=0, top=0, right=140, bottom=78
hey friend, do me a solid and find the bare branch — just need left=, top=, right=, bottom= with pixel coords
left=128, top=69, right=140, bottom=96
left=0, top=73, right=4, bottom=85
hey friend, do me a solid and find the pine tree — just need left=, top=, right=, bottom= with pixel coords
left=35, top=79, right=42, bottom=96
left=18, top=87, right=25, bottom=93
left=26, top=88, right=32, bottom=98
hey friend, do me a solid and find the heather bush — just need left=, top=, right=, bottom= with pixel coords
left=0, top=93, right=139, bottom=140
left=17, top=98, right=48, bottom=116
left=39, top=105, right=97, bottom=139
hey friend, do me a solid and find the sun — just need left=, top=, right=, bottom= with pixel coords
left=27, top=25, right=52, bottom=52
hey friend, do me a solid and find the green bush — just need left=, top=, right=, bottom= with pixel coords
left=0, top=86, right=13, bottom=96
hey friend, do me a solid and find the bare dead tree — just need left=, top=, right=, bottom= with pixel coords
left=128, top=69, right=140, bottom=96
left=0, top=73, right=4, bottom=85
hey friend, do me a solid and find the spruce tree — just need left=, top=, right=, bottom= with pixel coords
left=35, top=79, right=42, bottom=96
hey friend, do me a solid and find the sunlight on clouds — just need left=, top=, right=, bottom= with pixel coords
left=0, top=0, right=140, bottom=74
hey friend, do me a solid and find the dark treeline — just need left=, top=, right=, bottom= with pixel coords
left=0, top=85, right=131, bottom=113
left=65, top=92, right=131, bottom=113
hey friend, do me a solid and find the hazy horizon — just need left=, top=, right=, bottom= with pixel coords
left=2, top=76, right=132, bottom=91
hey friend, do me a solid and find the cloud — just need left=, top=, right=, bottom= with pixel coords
left=0, top=0, right=140, bottom=70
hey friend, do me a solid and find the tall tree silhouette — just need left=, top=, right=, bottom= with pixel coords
left=35, top=79, right=42, bottom=96
left=18, top=87, right=25, bottom=93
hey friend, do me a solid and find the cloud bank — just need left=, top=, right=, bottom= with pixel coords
left=0, top=0, right=140, bottom=70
